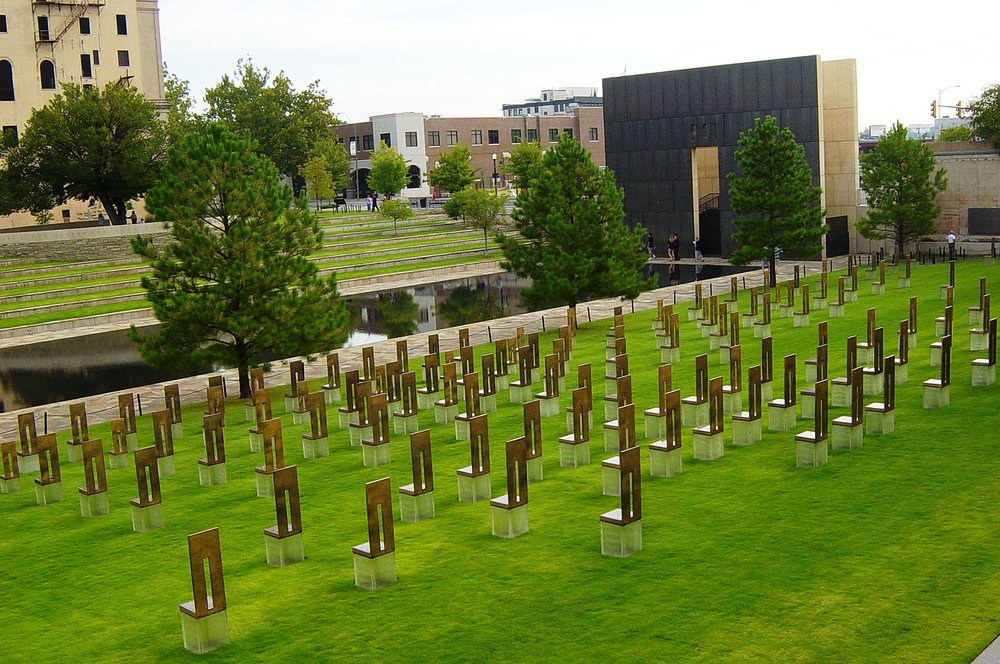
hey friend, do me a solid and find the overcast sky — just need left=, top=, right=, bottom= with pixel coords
left=160, top=0, right=997, bottom=130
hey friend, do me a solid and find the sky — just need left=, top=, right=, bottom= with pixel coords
left=159, top=0, right=998, bottom=130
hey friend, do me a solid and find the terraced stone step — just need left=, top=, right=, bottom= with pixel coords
left=0, top=264, right=149, bottom=291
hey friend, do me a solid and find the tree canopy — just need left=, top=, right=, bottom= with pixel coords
left=380, top=198, right=413, bottom=234
left=453, top=187, right=505, bottom=254
left=969, top=84, right=1000, bottom=149
left=497, top=135, right=653, bottom=309
left=504, top=141, right=544, bottom=191
left=428, top=145, right=476, bottom=193
left=367, top=142, right=408, bottom=198
left=858, top=122, right=948, bottom=258
left=727, top=115, right=826, bottom=285
left=302, top=155, right=335, bottom=210
left=937, top=125, right=973, bottom=143
left=205, top=59, right=339, bottom=190
left=0, top=82, right=165, bottom=225
left=131, top=123, right=349, bottom=397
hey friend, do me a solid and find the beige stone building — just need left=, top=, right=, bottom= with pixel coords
left=334, top=106, right=605, bottom=200
left=0, top=0, right=165, bottom=228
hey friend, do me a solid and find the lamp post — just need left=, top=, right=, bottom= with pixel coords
left=491, top=152, right=498, bottom=196
left=938, top=84, right=960, bottom=118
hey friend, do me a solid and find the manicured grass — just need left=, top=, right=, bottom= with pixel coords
left=0, top=286, right=143, bottom=313
left=2, top=259, right=999, bottom=661
left=334, top=253, right=500, bottom=280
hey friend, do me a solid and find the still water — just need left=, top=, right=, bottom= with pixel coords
left=0, top=264, right=750, bottom=410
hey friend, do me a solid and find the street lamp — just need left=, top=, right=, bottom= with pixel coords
left=938, top=84, right=960, bottom=118
left=491, top=152, right=498, bottom=196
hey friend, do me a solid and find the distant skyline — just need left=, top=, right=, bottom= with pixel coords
left=160, top=0, right=997, bottom=131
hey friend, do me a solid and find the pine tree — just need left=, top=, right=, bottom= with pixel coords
left=497, top=135, right=653, bottom=309
left=130, top=123, right=349, bottom=398
left=858, top=122, right=947, bottom=259
left=727, top=115, right=826, bottom=285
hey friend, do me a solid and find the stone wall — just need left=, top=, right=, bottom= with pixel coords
left=0, top=223, right=171, bottom=262
left=931, top=143, right=1000, bottom=237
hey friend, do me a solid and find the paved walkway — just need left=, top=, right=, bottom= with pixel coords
left=0, top=258, right=830, bottom=439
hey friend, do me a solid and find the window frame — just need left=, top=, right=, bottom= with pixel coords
left=427, top=130, right=440, bottom=147
left=405, top=131, right=418, bottom=148
left=446, top=130, right=458, bottom=146
left=487, top=129, right=499, bottom=145
left=116, top=14, right=127, bottom=35
left=526, top=128, right=538, bottom=143
left=510, top=129, right=522, bottom=144
left=39, top=60, right=56, bottom=90
left=548, top=128, right=559, bottom=143
left=362, top=134, right=374, bottom=151
left=117, top=50, right=130, bottom=67
left=79, top=16, right=90, bottom=35
left=80, top=53, right=93, bottom=79
left=589, top=127, right=599, bottom=142
left=471, top=129, right=482, bottom=145
left=0, top=61, right=14, bottom=101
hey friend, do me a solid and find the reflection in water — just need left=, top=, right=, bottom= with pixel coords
left=0, top=266, right=750, bottom=409
left=438, top=285, right=509, bottom=327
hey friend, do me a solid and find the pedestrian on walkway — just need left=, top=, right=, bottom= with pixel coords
left=694, top=237, right=703, bottom=261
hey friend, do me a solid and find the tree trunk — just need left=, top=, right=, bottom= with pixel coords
left=97, top=195, right=127, bottom=226
left=769, top=253, right=777, bottom=289
left=236, top=341, right=251, bottom=398
left=483, top=228, right=488, bottom=255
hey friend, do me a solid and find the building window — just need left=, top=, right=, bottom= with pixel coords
left=446, top=130, right=458, bottom=146
left=405, top=131, right=417, bottom=148
left=80, top=53, right=92, bottom=78
left=526, top=128, right=538, bottom=143
left=116, top=14, right=127, bottom=35
left=563, top=128, right=573, bottom=139
left=93, top=50, right=100, bottom=65
left=0, top=15, right=7, bottom=33
left=471, top=130, right=482, bottom=145
left=487, top=129, right=499, bottom=145
left=511, top=129, right=522, bottom=144
left=37, top=16, right=50, bottom=41
left=589, top=127, right=599, bottom=141
left=0, top=61, right=14, bottom=101
left=548, top=128, right=559, bottom=143
left=117, top=50, right=130, bottom=67
left=39, top=60, right=56, bottom=90
left=362, top=134, right=374, bottom=151
left=379, top=133, right=391, bottom=148
left=79, top=17, right=90, bottom=34
left=1, top=126, right=17, bottom=147
left=427, top=130, right=440, bottom=147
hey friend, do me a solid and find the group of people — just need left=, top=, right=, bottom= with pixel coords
left=366, top=191, right=380, bottom=212
left=645, top=233, right=700, bottom=261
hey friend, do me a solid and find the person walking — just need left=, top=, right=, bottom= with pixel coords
left=947, top=230, right=956, bottom=261
left=646, top=233, right=656, bottom=259
left=668, top=234, right=679, bottom=261
left=694, top=237, right=703, bottom=261
left=371, top=191, right=379, bottom=212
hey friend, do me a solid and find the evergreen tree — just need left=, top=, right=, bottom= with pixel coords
left=130, top=123, right=349, bottom=398
left=727, top=115, right=826, bottom=285
left=497, top=135, right=653, bottom=309
left=427, top=145, right=476, bottom=193
left=367, top=142, right=408, bottom=199
left=858, top=122, right=947, bottom=259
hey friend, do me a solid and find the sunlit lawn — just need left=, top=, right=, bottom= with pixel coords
left=1, top=259, right=999, bottom=662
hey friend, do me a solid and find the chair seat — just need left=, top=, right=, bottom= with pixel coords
left=831, top=377, right=851, bottom=386
left=732, top=411, right=758, bottom=422
left=644, top=407, right=665, bottom=417
left=722, top=385, right=740, bottom=395
left=865, top=402, right=891, bottom=413
left=558, top=433, right=588, bottom=445
left=862, top=367, right=881, bottom=376
left=972, top=358, right=995, bottom=367
left=794, top=430, right=821, bottom=443
left=923, top=379, right=945, bottom=388
left=649, top=440, right=681, bottom=452
left=351, top=541, right=390, bottom=559
left=769, top=399, right=793, bottom=408
left=832, top=416, right=857, bottom=426
left=601, top=456, right=621, bottom=469
left=600, top=508, right=630, bottom=525
left=456, top=465, right=484, bottom=478
left=489, top=493, right=517, bottom=509
left=692, top=425, right=717, bottom=436
left=681, top=396, right=705, bottom=406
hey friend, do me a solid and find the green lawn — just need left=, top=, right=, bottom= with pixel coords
left=2, top=259, right=999, bottom=662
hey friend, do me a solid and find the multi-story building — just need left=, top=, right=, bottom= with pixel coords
left=334, top=106, right=605, bottom=200
left=501, top=87, right=602, bottom=117
left=0, top=0, right=166, bottom=228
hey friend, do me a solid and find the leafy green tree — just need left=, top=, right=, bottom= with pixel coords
left=453, top=187, right=505, bottom=254
left=858, top=122, right=948, bottom=259
left=313, top=138, right=351, bottom=192
left=302, top=155, right=335, bottom=210
left=969, top=84, right=1000, bottom=149
left=130, top=123, right=349, bottom=398
left=727, top=115, right=826, bottom=285
left=367, top=142, right=408, bottom=199
left=0, top=82, right=165, bottom=225
left=504, top=141, right=544, bottom=191
left=497, top=135, right=653, bottom=309
left=205, top=59, right=339, bottom=190
left=163, top=67, right=200, bottom=146
left=380, top=198, right=413, bottom=235
left=428, top=145, right=476, bottom=193
left=937, top=125, right=973, bottom=142
left=375, top=291, right=418, bottom=337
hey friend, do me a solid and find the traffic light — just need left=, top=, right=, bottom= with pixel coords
left=956, top=101, right=963, bottom=119
left=930, top=101, right=937, bottom=118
